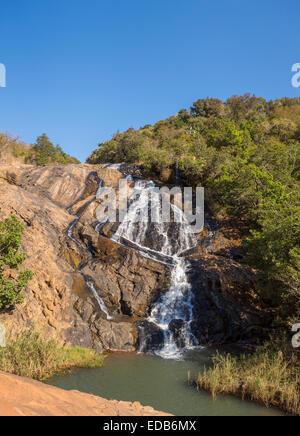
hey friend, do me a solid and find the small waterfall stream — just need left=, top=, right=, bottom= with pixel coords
left=85, top=280, right=113, bottom=321
left=67, top=176, right=113, bottom=320
left=112, top=178, right=198, bottom=359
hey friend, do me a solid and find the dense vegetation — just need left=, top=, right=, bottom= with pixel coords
left=0, top=329, right=105, bottom=380
left=195, top=339, right=300, bottom=415
left=88, top=95, right=300, bottom=325
left=0, top=216, right=33, bottom=309
left=0, top=132, right=79, bottom=165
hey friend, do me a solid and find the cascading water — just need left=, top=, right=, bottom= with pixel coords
left=112, top=178, right=198, bottom=359
left=148, top=256, right=196, bottom=359
left=86, top=281, right=113, bottom=321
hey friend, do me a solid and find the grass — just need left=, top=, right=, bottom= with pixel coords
left=0, top=329, right=105, bottom=381
left=195, top=341, right=300, bottom=416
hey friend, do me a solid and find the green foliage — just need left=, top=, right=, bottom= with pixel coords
left=0, top=329, right=105, bottom=380
left=0, top=216, right=33, bottom=309
left=190, top=97, right=225, bottom=118
left=87, top=95, right=300, bottom=322
left=26, top=133, right=80, bottom=166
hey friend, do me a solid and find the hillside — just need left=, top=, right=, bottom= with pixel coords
left=88, top=94, right=300, bottom=327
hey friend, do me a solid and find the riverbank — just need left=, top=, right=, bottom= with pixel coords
left=195, top=341, right=300, bottom=416
left=0, top=371, right=170, bottom=416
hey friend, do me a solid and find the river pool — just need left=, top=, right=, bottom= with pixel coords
left=46, top=350, right=283, bottom=416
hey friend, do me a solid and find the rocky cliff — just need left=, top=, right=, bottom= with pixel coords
left=0, top=163, right=271, bottom=353
left=0, top=164, right=169, bottom=352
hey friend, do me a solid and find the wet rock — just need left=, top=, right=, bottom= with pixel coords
left=187, top=254, right=272, bottom=345
left=92, top=317, right=138, bottom=352
left=111, top=163, right=143, bottom=179
left=169, top=319, right=186, bottom=349
left=81, top=235, right=170, bottom=317
left=136, top=321, right=164, bottom=353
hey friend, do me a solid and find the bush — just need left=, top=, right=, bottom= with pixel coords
left=0, top=216, right=33, bottom=309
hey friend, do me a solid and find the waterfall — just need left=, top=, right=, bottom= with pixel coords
left=148, top=256, right=196, bottom=359
left=67, top=219, right=83, bottom=248
left=112, top=178, right=198, bottom=359
left=86, top=281, right=113, bottom=321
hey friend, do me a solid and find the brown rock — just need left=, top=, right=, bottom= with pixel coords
left=0, top=371, right=171, bottom=416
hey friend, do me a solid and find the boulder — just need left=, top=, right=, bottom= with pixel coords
left=136, top=321, right=164, bottom=353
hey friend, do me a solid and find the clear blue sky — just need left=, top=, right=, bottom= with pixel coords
left=0, top=0, right=299, bottom=162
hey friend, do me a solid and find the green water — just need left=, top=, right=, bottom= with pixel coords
left=46, top=350, right=283, bottom=416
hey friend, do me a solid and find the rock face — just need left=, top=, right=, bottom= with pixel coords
left=0, top=162, right=271, bottom=354
left=82, top=236, right=169, bottom=317
left=0, top=164, right=169, bottom=352
left=0, top=172, right=91, bottom=347
left=0, top=371, right=171, bottom=416
left=187, top=254, right=271, bottom=345
left=136, top=321, right=164, bottom=353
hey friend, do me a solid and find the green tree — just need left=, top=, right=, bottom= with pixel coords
left=26, top=134, right=80, bottom=166
left=0, top=216, right=33, bottom=309
left=190, top=98, right=225, bottom=118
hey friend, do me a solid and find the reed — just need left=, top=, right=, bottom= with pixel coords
left=195, top=342, right=300, bottom=416
left=0, top=329, right=105, bottom=380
